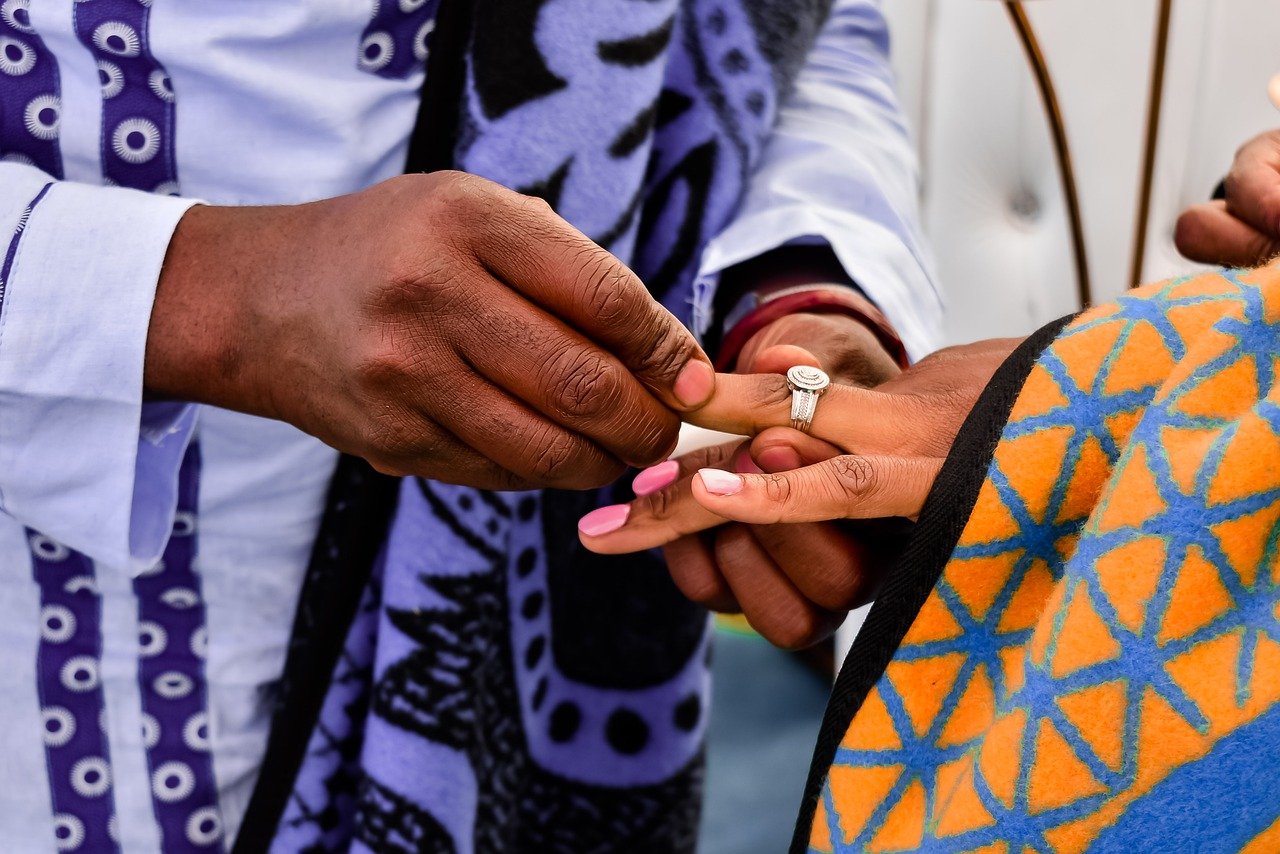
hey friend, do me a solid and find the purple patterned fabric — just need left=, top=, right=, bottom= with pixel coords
left=0, top=0, right=63, bottom=177
left=9, top=159, right=118, bottom=854
left=274, top=556, right=383, bottom=851
left=132, top=444, right=224, bottom=851
left=357, top=0, right=441, bottom=79
left=26, top=442, right=221, bottom=854
left=29, top=531, right=121, bottom=854
left=281, top=1, right=833, bottom=849
left=6, top=6, right=218, bottom=847
left=73, top=0, right=178, bottom=194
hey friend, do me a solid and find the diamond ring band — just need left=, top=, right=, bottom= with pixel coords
left=786, top=365, right=830, bottom=433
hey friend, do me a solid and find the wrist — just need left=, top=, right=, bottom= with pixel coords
left=717, top=287, right=909, bottom=372
left=145, top=204, right=275, bottom=415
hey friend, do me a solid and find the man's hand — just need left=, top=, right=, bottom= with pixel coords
left=146, top=171, right=715, bottom=490
left=580, top=337, right=1019, bottom=649
left=1176, top=130, right=1280, bottom=267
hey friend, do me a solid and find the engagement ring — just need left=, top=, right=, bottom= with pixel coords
left=786, top=365, right=829, bottom=433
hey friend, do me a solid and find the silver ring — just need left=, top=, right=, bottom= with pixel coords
left=786, top=366, right=829, bottom=433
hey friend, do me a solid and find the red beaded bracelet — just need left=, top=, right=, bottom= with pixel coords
left=714, top=286, right=910, bottom=372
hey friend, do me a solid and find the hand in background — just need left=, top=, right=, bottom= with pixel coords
left=146, top=171, right=715, bottom=491
left=580, top=337, right=1020, bottom=648
left=1176, top=130, right=1280, bottom=267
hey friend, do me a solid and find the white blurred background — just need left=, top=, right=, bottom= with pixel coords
left=887, top=0, right=1280, bottom=344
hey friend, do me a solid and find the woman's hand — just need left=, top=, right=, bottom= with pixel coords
left=578, top=337, right=1021, bottom=647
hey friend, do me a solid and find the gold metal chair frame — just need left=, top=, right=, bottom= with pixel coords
left=1004, top=0, right=1174, bottom=306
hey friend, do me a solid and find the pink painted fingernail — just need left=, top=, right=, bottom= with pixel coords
left=698, top=468, right=744, bottom=496
left=633, top=460, right=679, bottom=496
left=673, top=360, right=715, bottom=407
left=578, top=504, right=631, bottom=537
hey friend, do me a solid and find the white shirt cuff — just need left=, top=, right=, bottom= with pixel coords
left=0, top=166, right=199, bottom=571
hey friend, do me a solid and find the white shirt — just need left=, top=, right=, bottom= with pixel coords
left=0, top=0, right=939, bottom=849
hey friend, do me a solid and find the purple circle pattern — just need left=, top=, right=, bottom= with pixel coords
left=73, top=0, right=176, bottom=193
left=130, top=445, right=224, bottom=851
left=357, top=0, right=440, bottom=79
left=7, top=4, right=219, bottom=848
left=28, top=533, right=121, bottom=853
left=0, top=0, right=64, bottom=176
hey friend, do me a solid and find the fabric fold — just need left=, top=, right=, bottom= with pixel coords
left=0, top=163, right=197, bottom=571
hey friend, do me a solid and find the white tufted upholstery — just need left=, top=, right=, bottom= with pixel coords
left=885, top=0, right=1280, bottom=344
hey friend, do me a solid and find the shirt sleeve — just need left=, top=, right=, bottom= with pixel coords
left=0, top=162, right=199, bottom=572
left=692, top=0, right=943, bottom=361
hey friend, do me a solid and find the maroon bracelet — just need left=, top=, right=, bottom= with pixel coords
left=714, top=287, right=910, bottom=372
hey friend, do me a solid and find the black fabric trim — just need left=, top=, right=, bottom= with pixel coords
left=404, top=0, right=475, bottom=176
left=789, top=314, right=1076, bottom=853
left=231, top=456, right=400, bottom=853
left=232, top=2, right=474, bottom=849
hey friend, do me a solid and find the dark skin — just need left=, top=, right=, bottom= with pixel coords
left=146, top=171, right=716, bottom=491
left=149, top=170, right=918, bottom=646
left=1176, top=129, right=1280, bottom=267
left=585, top=337, right=1021, bottom=649
left=585, top=129, right=1280, bottom=652
left=611, top=245, right=908, bottom=649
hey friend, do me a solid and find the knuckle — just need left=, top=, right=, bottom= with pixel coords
left=688, top=440, right=743, bottom=472
left=544, top=349, right=620, bottom=421
left=369, top=423, right=415, bottom=461
left=762, top=473, right=793, bottom=506
left=680, top=576, right=726, bottom=608
left=367, top=415, right=440, bottom=466
left=578, top=253, right=636, bottom=324
left=758, top=376, right=794, bottom=414
left=523, top=427, right=620, bottom=487
left=357, top=340, right=436, bottom=404
left=1248, top=234, right=1280, bottom=266
left=528, top=432, right=578, bottom=484
left=813, top=573, right=863, bottom=612
left=1262, top=188, right=1280, bottom=236
left=434, top=175, right=515, bottom=240
left=573, top=250, right=696, bottom=386
left=634, top=314, right=697, bottom=384
left=436, top=171, right=493, bottom=212
left=830, top=455, right=877, bottom=501
left=517, top=192, right=555, bottom=219
left=638, top=484, right=680, bottom=522
left=768, top=610, right=821, bottom=651
left=491, top=465, right=539, bottom=493
left=1173, top=210, right=1205, bottom=254
left=712, top=525, right=750, bottom=562
left=368, top=456, right=412, bottom=478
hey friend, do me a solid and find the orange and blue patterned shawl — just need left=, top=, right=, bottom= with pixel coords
left=796, top=263, right=1280, bottom=853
